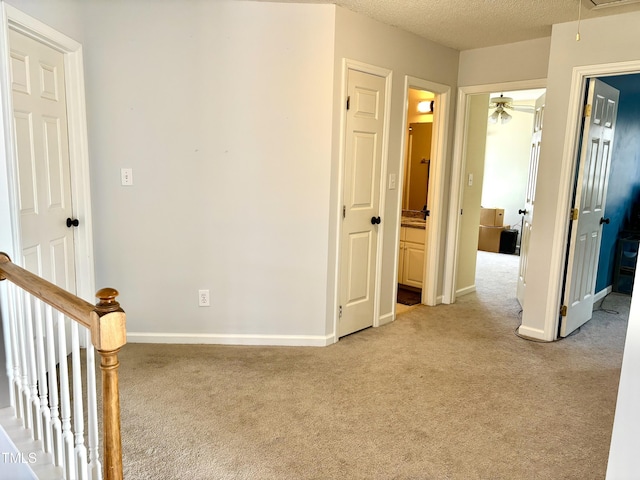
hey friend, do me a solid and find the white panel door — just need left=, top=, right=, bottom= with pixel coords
left=517, top=93, right=545, bottom=307
left=561, top=79, right=619, bottom=337
left=339, top=68, right=386, bottom=338
left=9, top=29, right=77, bottom=293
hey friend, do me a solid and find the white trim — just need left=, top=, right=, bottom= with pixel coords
left=456, top=285, right=476, bottom=297
left=517, top=324, right=546, bottom=341
left=332, top=59, right=392, bottom=342
left=397, top=76, right=452, bottom=308
left=377, top=311, right=394, bottom=327
left=595, top=286, right=613, bottom=303
left=127, top=332, right=335, bottom=347
left=0, top=5, right=21, bottom=261
left=0, top=2, right=95, bottom=302
left=373, top=64, right=393, bottom=329
left=443, top=79, right=547, bottom=305
left=544, top=61, right=640, bottom=340
left=442, top=87, right=470, bottom=304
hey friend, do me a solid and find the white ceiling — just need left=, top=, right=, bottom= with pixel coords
left=261, top=0, right=640, bottom=50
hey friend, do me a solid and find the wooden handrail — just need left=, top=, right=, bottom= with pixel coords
left=0, top=252, right=126, bottom=480
left=0, top=252, right=94, bottom=328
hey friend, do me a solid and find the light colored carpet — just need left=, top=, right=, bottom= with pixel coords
left=116, top=251, right=628, bottom=479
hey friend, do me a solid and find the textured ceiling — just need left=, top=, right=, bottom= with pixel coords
left=266, top=0, right=640, bottom=50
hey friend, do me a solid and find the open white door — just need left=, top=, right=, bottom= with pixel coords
left=560, top=79, right=619, bottom=337
left=338, top=68, right=387, bottom=338
left=517, top=93, right=545, bottom=307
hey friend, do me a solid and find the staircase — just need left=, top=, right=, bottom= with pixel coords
left=0, top=252, right=126, bottom=480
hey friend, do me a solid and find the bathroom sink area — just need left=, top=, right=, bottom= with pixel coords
left=401, top=218, right=426, bottom=229
left=401, top=210, right=426, bottom=229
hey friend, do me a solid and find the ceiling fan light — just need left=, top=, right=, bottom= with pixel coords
left=500, top=110, right=512, bottom=124
left=489, top=109, right=500, bottom=124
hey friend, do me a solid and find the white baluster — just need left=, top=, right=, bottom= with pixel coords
left=34, top=298, right=52, bottom=453
left=0, top=283, right=13, bottom=407
left=85, top=328, right=102, bottom=480
left=71, top=322, right=88, bottom=480
left=23, top=295, right=43, bottom=441
left=45, top=305, right=63, bottom=467
left=15, top=290, right=31, bottom=427
left=5, top=283, right=23, bottom=416
left=57, top=311, right=76, bottom=480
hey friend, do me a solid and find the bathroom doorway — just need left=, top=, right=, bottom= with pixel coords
left=397, top=88, right=434, bottom=313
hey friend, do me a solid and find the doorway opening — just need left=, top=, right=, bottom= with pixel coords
left=393, top=76, right=451, bottom=320
left=447, top=72, right=640, bottom=343
left=479, top=89, right=546, bottom=306
left=397, top=88, right=434, bottom=315
left=449, top=86, right=546, bottom=306
left=560, top=72, right=640, bottom=337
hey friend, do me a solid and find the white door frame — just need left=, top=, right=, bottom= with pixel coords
left=396, top=76, right=451, bottom=307
left=538, top=61, right=640, bottom=340
left=443, top=79, right=546, bottom=304
left=0, top=3, right=95, bottom=301
left=332, top=59, right=392, bottom=343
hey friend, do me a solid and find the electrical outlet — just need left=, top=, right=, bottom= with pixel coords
left=198, top=289, right=210, bottom=307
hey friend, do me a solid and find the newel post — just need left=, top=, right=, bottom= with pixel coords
left=91, top=288, right=126, bottom=480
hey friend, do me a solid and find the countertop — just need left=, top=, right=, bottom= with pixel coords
left=401, top=210, right=426, bottom=229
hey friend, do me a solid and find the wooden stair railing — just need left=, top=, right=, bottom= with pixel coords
left=0, top=252, right=126, bottom=480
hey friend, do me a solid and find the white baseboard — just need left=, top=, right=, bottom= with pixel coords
left=378, top=312, right=395, bottom=327
left=456, top=285, right=476, bottom=297
left=127, top=332, right=335, bottom=347
left=517, top=324, right=547, bottom=341
left=595, top=285, right=613, bottom=303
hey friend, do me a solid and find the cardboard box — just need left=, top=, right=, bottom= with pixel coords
left=480, top=208, right=504, bottom=227
left=478, top=225, right=510, bottom=253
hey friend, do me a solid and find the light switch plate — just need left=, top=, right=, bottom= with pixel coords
left=121, top=168, right=133, bottom=186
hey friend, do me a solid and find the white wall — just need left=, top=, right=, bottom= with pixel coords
left=78, top=1, right=337, bottom=344
left=4, top=0, right=84, bottom=40
left=482, top=106, right=535, bottom=229
left=0, top=0, right=460, bottom=344
left=458, top=37, right=551, bottom=87
left=608, top=268, right=640, bottom=478
left=331, top=7, right=459, bottom=324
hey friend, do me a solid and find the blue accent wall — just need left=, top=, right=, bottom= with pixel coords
left=596, top=74, right=640, bottom=293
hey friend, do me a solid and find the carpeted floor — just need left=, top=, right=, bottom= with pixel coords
left=116, top=251, right=629, bottom=480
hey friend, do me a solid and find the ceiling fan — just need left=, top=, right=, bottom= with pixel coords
left=488, top=94, right=535, bottom=124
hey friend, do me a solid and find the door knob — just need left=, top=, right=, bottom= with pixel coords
left=66, top=218, right=79, bottom=228
left=518, top=209, right=528, bottom=215
left=370, top=216, right=381, bottom=225
left=600, top=217, right=610, bottom=225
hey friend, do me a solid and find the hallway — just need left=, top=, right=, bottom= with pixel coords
left=115, top=251, right=629, bottom=479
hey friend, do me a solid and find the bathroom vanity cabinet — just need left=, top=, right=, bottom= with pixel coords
left=398, top=226, right=425, bottom=288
